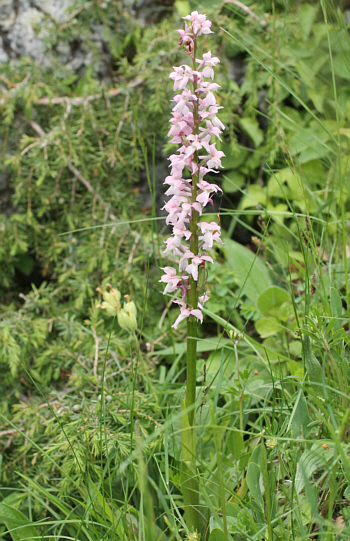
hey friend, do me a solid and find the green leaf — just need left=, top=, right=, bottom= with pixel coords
left=291, top=389, right=311, bottom=439
left=222, top=170, right=245, bottom=193
left=257, top=286, right=290, bottom=317
left=255, top=317, right=281, bottom=338
left=227, top=429, right=245, bottom=463
left=241, top=184, right=266, bottom=209
left=180, top=399, right=200, bottom=533
left=239, top=117, right=263, bottom=148
left=295, top=442, right=334, bottom=493
left=157, top=337, right=232, bottom=357
left=88, top=480, right=115, bottom=523
left=221, top=145, right=248, bottom=170
left=303, top=334, right=323, bottom=384
left=174, top=0, right=191, bottom=17
left=333, top=53, right=350, bottom=80
left=330, top=287, right=342, bottom=332
left=209, top=529, right=226, bottom=541
left=278, top=301, right=294, bottom=321
left=0, top=503, right=39, bottom=541
left=298, top=4, right=318, bottom=39
left=223, top=239, right=272, bottom=304
left=246, top=446, right=264, bottom=510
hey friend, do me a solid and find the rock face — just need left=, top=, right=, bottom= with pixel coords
left=0, top=0, right=74, bottom=63
left=0, top=0, right=175, bottom=66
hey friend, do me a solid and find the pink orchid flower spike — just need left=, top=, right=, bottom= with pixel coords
left=160, top=10, right=225, bottom=328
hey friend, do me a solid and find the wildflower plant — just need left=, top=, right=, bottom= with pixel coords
left=159, top=11, right=225, bottom=535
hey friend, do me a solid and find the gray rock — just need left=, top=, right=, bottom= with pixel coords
left=0, top=0, right=14, bottom=21
left=0, top=0, right=74, bottom=63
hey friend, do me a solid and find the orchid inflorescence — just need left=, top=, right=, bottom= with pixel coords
left=160, top=11, right=225, bottom=329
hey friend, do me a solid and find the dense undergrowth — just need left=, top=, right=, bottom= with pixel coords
left=0, top=0, right=350, bottom=539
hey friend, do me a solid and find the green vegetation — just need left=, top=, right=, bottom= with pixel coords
left=1, top=0, right=350, bottom=539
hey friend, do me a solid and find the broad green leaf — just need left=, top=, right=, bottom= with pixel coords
left=307, top=88, right=324, bottom=113
left=279, top=301, right=294, bottom=321
left=246, top=446, right=264, bottom=510
left=174, top=0, right=191, bottom=17
left=222, top=170, right=245, bottom=193
left=298, top=4, right=318, bottom=39
left=295, top=442, right=334, bottom=493
left=157, top=337, right=232, bottom=357
left=267, top=167, right=296, bottom=196
left=209, top=529, right=225, bottom=541
left=257, top=286, right=290, bottom=317
left=291, top=390, right=311, bottom=439
left=221, top=145, right=248, bottom=170
left=223, top=239, right=272, bottom=304
left=239, top=117, right=263, bottom=148
left=0, top=503, right=39, bottom=541
left=333, top=53, right=350, bottom=80
left=241, top=184, right=266, bottom=209
left=206, top=350, right=236, bottom=380
left=227, top=429, right=245, bottom=463
left=180, top=399, right=200, bottom=532
left=255, top=317, right=281, bottom=338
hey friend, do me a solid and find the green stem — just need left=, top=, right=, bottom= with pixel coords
left=186, top=318, right=198, bottom=426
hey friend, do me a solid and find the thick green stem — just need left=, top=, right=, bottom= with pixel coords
left=186, top=318, right=198, bottom=426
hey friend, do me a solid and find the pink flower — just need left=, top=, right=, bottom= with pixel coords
left=197, top=82, right=220, bottom=106
left=169, top=65, right=195, bottom=91
left=172, top=89, right=197, bottom=114
left=196, top=180, right=222, bottom=206
left=168, top=120, right=193, bottom=144
left=198, top=222, right=224, bottom=250
left=164, top=179, right=191, bottom=197
left=200, top=143, right=225, bottom=169
left=199, top=120, right=223, bottom=141
left=172, top=300, right=203, bottom=329
left=183, top=12, right=213, bottom=37
left=186, top=254, right=213, bottom=280
left=159, top=267, right=182, bottom=295
left=196, top=51, right=220, bottom=79
left=184, top=134, right=208, bottom=157
left=173, top=225, right=192, bottom=241
left=198, top=292, right=210, bottom=309
left=179, top=249, right=194, bottom=271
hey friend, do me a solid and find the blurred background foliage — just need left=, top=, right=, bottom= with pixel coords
left=1, top=0, right=350, bottom=538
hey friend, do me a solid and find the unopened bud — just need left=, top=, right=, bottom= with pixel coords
left=117, top=298, right=137, bottom=332
left=96, top=284, right=121, bottom=317
left=227, top=329, right=243, bottom=343
left=266, top=438, right=278, bottom=449
left=187, top=533, right=200, bottom=541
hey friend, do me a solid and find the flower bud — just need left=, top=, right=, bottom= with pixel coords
left=117, top=296, right=137, bottom=332
left=187, top=533, right=200, bottom=541
left=96, top=284, right=121, bottom=317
